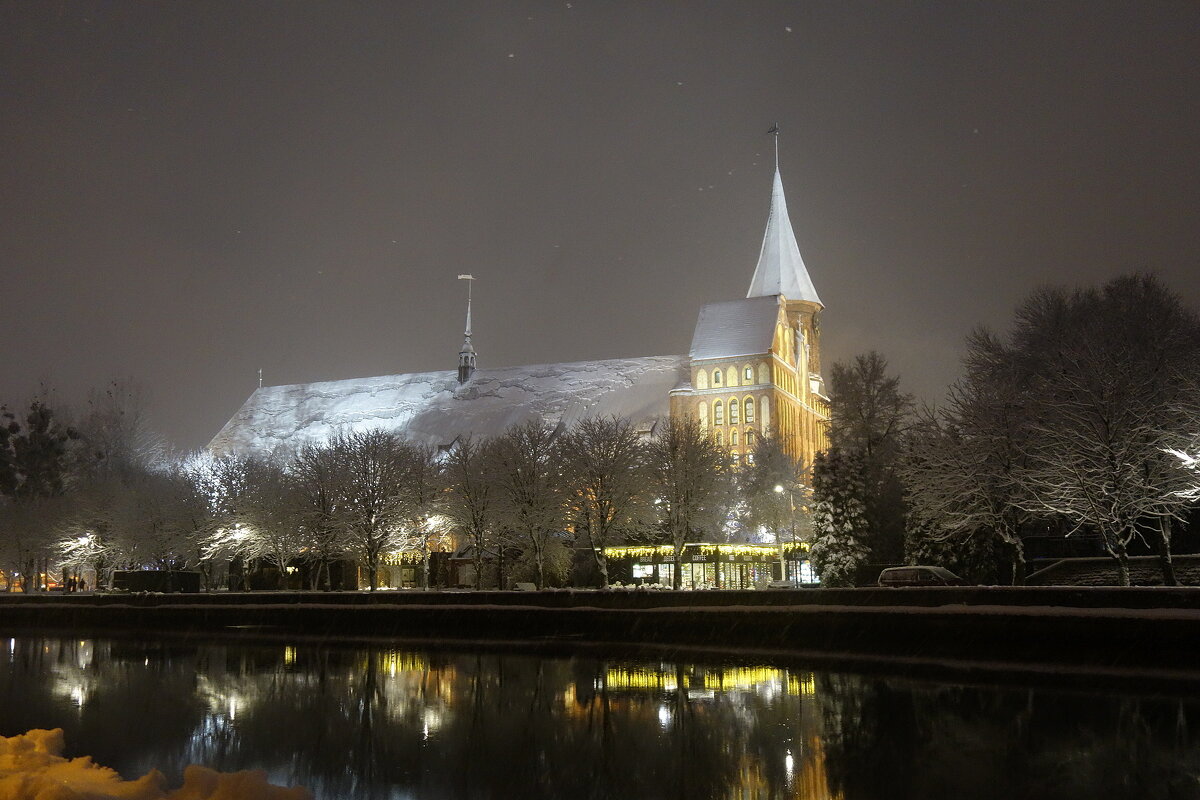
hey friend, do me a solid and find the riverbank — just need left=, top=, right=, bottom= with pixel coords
left=3, top=588, right=1199, bottom=683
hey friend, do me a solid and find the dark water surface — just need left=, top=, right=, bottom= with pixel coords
left=2, top=634, right=1198, bottom=799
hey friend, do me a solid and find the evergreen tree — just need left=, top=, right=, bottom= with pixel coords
left=809, top=448, right=871, bottom=587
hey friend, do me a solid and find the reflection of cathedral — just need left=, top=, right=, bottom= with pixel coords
left=210, top=159, right=828, bottom=465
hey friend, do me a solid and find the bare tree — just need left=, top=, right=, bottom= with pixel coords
left=487, top=421, right=564, bottom=589
left=288, top=441, right=348, bottom=590
left=645, top=416, right=732, bottom=589
left=333, top=430, right=417, bottom=590
left=740, top=431, right=811, bottom=579
left=1012, top=276, right=1200, bottom=585
left=441, top=436, right=495, bottom=589
left=557, top=416, right=652, bottom=588
left=402, top=443, right=446, bottom=589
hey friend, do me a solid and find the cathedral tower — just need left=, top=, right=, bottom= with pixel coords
left=671, top=144, right=829, bottom=467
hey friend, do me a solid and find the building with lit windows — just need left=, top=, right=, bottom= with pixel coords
left=210, top=161, right=828, bottom=468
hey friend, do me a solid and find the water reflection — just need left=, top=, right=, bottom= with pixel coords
left=1, top=636, right=1198, bottom=799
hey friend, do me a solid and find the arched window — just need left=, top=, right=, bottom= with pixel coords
left=745, top=428, right=755, bottom=447
left=696, top=370, right=708, bottom=390
left=758, top=363, right=770, bottom=384
left=729, top=399, right=740, bottom=424
left=712, top=369, right=722, bottom=387
left=726, top=366, right=739, bottom=387
left=746, top=452, right=755, bottom=464
left=715, top=430, right=724, bottom=446
left=744, top=397, right=754, bottom=423
left=731, top=429, right=739, bottom=446
left=698, top=401, right=709, bottom=431
left=744, top=365, right=753, bottom=383
left=714, top=401, right=724, bottom=425
left=759, top=396, right=770, bottom=430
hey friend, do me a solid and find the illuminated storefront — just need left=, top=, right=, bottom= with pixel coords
left=603, top=543, right=816, bottom=589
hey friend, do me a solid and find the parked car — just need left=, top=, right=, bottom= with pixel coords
left=877, top=566, right=966, bottom=587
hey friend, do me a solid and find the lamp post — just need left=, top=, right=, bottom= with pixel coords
left=774, top=484, right=794, bottom=581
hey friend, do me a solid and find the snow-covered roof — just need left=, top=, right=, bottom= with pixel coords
left=746, top=168, right=822, bottom=306
left=208, top=355, right=689, bottom=457
left=689, top=296, right=780, bottom=361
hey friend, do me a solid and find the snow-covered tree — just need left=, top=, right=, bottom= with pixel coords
left=287, top=442, right=348, bottom=590
left=809, top=448, right=871, bottom=587
left=904, top=332, right=1036, bottom=584
left=1010, top=276, right=1200, bottom=585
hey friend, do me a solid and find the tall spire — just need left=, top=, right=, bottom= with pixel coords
left=746, top=126, right=822, bottom=306
left=457, top=274, right=476, bottom=384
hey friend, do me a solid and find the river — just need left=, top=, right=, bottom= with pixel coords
left=1, top=634, right=1197, bottom=799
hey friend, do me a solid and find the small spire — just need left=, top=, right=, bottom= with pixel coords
left=457, top=274, right=477, bottom=383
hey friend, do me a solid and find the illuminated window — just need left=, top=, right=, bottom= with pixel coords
left=698, top=401, right=709, bottom=430
left=716, top=430, right=724, bottom=446
left=744, top=398, right=754, bottom=423
left=696, top=370, right=708, bottom=390
left=744, top=366, right=753, bottom=383
left=745, top=429, right=754, bottom=447
left=713, top=369, right=722, bottom=387
left=731, top=430, right=739, bottom=446
left=714, top=401, right=724, bottom=425
left=729, top=399, right=739, bottom=424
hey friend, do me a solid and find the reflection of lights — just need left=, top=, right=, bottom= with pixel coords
left=228, top=697, right=237, bottom=721
left=284, top=646, right=296, bottom=666
left=785, top=750, right=794, bottom=778
left=657, top=705, right=671, bottom=728
left=70, top=686, right=85, bottom=708
left=422, top=708, right=443, bottom=735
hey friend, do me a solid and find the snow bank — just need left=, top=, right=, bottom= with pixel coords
left=0, top=729, right=311, bottom=800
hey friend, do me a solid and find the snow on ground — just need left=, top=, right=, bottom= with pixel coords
left=0, top=729, right=311, bottom=800
left=208, top=355, right=688, bottom=457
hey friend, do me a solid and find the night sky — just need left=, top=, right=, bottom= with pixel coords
left=3, top=1, right=1198, bottom=451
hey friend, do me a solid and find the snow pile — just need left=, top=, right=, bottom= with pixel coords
left=0, top=729, right=311, bottom=800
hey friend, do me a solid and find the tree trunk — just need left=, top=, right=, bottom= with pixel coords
left=1156, top=517, right=1178, bottom=587
left=673, top=540, right=684, bottom=590
left=1112, top=546, right=1131, bottom=587
left=1010, top=538, right=1026, bottom=586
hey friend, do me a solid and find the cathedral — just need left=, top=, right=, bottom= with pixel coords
left=209, top=163, right=829, bottom=466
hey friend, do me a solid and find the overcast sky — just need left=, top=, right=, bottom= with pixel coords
left=2, top=1, right=1198, bottom=450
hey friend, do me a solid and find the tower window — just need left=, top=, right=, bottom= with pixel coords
left=714, top=401, right=724, bottom=425
left=716, top=430, right=724, bottom=446
left=712, top=369, right=722, bottom=387
left=744, top=366, right=753, bottom=383
left=729, top=399, right=739, bottom=424
left=745, top=429, right=754, bottom=446
left=731, top=429, right=739, bottom=446
left=744, top=398, right=754, bottom=423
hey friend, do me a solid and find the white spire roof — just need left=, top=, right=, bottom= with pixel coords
left=746, top=168, right=822, bottom=306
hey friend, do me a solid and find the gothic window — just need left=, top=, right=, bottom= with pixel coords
left=731, top=429, right=739, bottom=446
left=716, top=430, right=724, bottom=446
left=713, top=369, right=722, bottom=387
left=727, top=366, right=739, bottom=387
left=758, top=363, right=769, bottom=384
left=698, top=401, right=709, bottom=431
left=744, top=397, right=754, bottom=423
left=746, top=452, right=754, bottom=464
left=760, top=397, right=770, bottom=431
left=697, top=370, right=708, bottom=390
left=729, top=398, right=740, bottom=424
left=744, top=365, right=753, bottom=383
left=731, top=453, right=740, bottom=464
left=714, top=401, right=724, bottom=425
left=745, top=428, right=754, bottom=447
